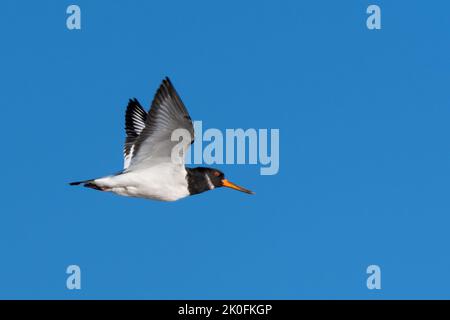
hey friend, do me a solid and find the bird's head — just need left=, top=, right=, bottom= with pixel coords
left=206, top=168, right=254, bottom=194
left=186, top=167, right=254, bottom=195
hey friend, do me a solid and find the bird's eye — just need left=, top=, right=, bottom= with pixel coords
left=214, top=171, right=220, bottom=177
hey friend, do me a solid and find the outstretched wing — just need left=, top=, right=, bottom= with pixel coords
left=123, top=98, right=147, bottom=169
left=125, top=77, right=194, bottom=171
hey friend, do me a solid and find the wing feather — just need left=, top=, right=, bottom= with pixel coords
left=123, top=98, right=147, bottom=169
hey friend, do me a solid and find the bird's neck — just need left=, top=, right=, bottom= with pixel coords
left=185, top=167, right=214, bottom=195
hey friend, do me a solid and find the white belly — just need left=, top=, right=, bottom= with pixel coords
left=94, top=164, right=190, bottom=201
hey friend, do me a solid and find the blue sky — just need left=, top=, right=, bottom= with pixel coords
left=1, top=0, right=450, bottom=299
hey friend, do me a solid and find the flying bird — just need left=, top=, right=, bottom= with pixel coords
left=70, top=77, right=254, bottom=201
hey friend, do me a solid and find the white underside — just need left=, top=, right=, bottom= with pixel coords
left=93, top=163, right=190, bottom=202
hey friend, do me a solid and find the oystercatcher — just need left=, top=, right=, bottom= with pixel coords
left=70, top=77, right=254, bottom=201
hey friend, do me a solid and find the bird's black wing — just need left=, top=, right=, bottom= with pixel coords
left=123, top=98, right=147, bottom=169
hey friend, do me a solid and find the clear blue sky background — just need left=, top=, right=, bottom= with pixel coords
left=1, top=0, right=449, bottom=299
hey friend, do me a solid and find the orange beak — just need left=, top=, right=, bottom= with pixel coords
left=221, top=179, right=254, bottom=194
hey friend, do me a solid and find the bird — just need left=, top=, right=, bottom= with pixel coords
left=70, top=77, right=254, bottom=201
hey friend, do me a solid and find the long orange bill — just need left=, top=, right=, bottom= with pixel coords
left=221, top=179, right=254, bottom=194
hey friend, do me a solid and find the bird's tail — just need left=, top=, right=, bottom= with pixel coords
left=69, top=179, right=104, bottom=191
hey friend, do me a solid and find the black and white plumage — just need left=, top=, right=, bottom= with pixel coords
left=123, top=98, right=147, bottom=169
left=70, top=77, right=253, bottom=201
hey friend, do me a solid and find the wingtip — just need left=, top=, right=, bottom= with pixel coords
left=127, top=98, right=143, bottom=109
left=163, top=76, right=173, bottom=87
